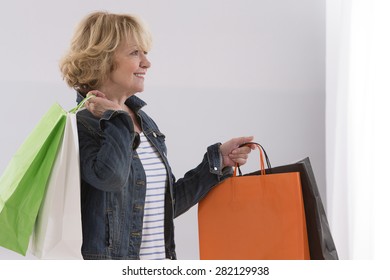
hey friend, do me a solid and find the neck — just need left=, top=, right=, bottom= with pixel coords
left=98, top=85, right=135, bottom=108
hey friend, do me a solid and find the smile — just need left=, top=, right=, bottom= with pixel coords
left=134, top=73, right=145, bottom=78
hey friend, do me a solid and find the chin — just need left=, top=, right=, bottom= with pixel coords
left=126, top=88, right=144, bottom=96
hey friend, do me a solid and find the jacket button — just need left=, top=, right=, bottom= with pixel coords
left=134, top=204, right=143, bottom=211
left=136, top=180, right=145, bottom=186
left=131, top=232, right=141, bottom=237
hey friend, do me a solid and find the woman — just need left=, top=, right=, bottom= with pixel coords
left=60, top=11, right=254, bottom=260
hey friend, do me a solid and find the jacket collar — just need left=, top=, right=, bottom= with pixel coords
left=76, top=92, right=147, bottom=113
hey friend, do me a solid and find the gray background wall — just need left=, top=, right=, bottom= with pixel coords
left=0, top=0, right=325, bottom=259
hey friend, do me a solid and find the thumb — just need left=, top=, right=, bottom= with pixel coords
left=237, top=136, right=254, bottom=146
left=87, top=90, right=106, bottom=99
left=237, top=136, right=257, bottom=150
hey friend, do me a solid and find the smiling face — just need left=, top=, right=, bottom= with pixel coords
left=100, top=39, right=151, bottom=98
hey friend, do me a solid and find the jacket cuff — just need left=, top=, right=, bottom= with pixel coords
left=207, top=143, right=233, bottom=179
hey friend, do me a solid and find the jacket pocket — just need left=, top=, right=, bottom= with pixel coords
left=146, top=130, right=167, bottom=155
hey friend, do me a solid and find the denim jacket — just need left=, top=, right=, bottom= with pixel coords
left=75, top=93, right=232, bottom=259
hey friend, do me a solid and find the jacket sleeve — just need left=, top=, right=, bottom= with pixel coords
left=173, top=143, right=233, bottom=218
left=77, top=110, right=136, bottom=192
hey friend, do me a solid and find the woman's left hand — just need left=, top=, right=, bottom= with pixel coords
left=220, top=136, right=256, bottom=168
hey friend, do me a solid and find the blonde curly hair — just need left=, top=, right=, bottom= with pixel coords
left=60, top=11, right=152, bottom=96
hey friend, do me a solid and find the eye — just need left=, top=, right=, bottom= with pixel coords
left=129, top=50, right=148, bottom=56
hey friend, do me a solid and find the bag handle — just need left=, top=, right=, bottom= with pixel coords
left=68, top=95, right=95, bottom=114
left=233, top=142, right=272, bottom=177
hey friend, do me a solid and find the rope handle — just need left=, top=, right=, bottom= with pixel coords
left=68, top=95, right=95, bottom=114
left=233, top=142, right=272, bottom=177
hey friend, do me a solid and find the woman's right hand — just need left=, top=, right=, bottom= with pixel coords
left=84, top=90, right=122, bottom=118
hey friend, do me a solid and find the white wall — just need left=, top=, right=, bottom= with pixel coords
left=0, top=0, right=325, bottom=259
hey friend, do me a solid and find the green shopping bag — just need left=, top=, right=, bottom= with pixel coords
left=0, top=104, right=66, bottom=255
left=0, top=98, right=89, bottom=255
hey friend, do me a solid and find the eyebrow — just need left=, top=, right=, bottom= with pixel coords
left=126, top=44, right=138, bottom=49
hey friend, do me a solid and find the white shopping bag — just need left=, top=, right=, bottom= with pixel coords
left=30, top=113, right=82, bottom=259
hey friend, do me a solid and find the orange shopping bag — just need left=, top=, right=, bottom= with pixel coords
left=198, top=143, right=310, bottom=260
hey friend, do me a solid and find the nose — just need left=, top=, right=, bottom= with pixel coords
left=140, top=53, right=151, bottom=69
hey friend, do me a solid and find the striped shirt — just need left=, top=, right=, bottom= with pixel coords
left=137, top=132, right=167, bottom=260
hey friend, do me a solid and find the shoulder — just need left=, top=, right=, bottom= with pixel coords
left=76, top=108, right=101, bottom=135
left=76, top=108, right=98, bottom=123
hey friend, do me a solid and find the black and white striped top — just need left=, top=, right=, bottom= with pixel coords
left=137, top=132, right=167, bottom=260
